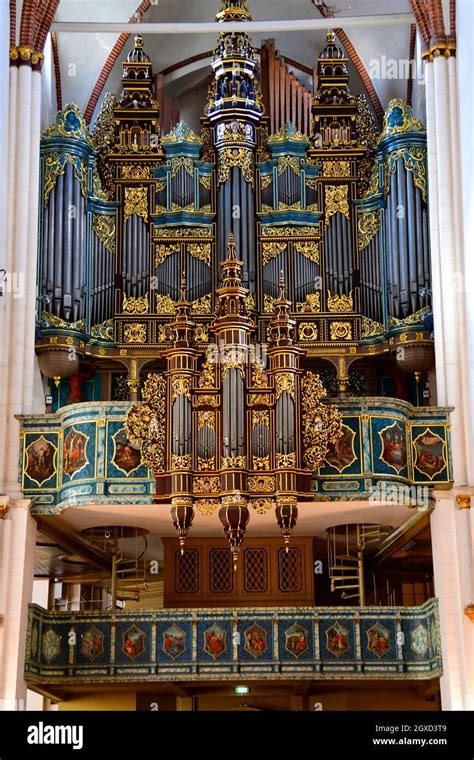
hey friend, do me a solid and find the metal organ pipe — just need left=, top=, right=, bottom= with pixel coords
left=54, top=173, right=64, bottom=317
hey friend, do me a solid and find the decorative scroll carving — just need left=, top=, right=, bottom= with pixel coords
left=191, top=294, right=211, bottom=314
left=275, top=373, right=295, bottom=400
left=261, top=226, right=319, bottom=237
left=198, top=411, right=215, bottom=430
left=294, top=240, right=320, bottom=265
left=155, top=244, right=180, bottom=267
left=301, top=372, right=343, bottom=471
left=124, top=187, right=148, bottom=222
left=123, top=323, right=147, bottom=343
left=322, top=161, right=351, bottom=177
left=262, top=241, right=287, bottom=266
left=252, top=456, right=270, bottom=471
left=327, top=290, right=353, bottom=312
left=222, top=455, right=246, bottom=469
left=296, top=293, right=321, bottom=313
left=218, top=147, right=254, bottom=186
left=171, top=454, right=192, bottom=469
left=325, top=185, right=350, bottom=224
left=193, top=476, right=220, bottom=494
left=90, top=319, right=113, bottom=340
left=162, top=121, right=202, bottom=144
left=196, top=499, right=219, bottom=516
left=156, top=294, right=177, bottom=314
left=251, top=498, right=274, bottom=514
left=197, top=457, right=216, bottom=472
left=358, top=208, right=381, bottom=251
left=172, top=377, right=192, bottom=400
left=187, top=243, right=211, bottom=267
left=330, top=322, right=352, bottom=341
left=123, top=294, right=149, bottom=315
left=362, top=316, right=384, bottom=337
left=93, top=215, right=116, bottom=254
left=277, top=155, right=301, bottom=176
left=198, top=352, right=216, bottom=389
left=126, top=374, right=166, bottom=472
left=252, top=410, right=270, bottom=426
left=43, top=153, right=88, bottom=205
left=276, top=452, right=296, bottom=468
left=299, top=323, right=318, bottom=341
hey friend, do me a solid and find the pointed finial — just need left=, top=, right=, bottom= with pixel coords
left=226, top=231, right=237, bottom=259
left=278, top=270, right=286, bottom=300
left=180, top=270, right=187, bottom=301
left=327, top=29, right=336, bottom=44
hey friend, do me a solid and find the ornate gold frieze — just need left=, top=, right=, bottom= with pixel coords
left=93, top=215, right=116, bottom=254
left=294, top=240, right=320, bottom=264
left=261, top=226, right=319, bottom=237
left=251, top=357, right=269, bottom=387
left=154, top=226, right=212, bottom=239
left=124, top=187, right=148, bottom=222
left=323, top=161, right=351, bottom=177
left=330, top=321, right=352, bottom=341
left=171, top=454, right=192, bottom=469
left=195, top=394, right=219, bottom=407
left=222, top=455, right=246, bottom=469
left=278, top=155, right=301, bottom=176
left=301, top=372, right=343, bottom=470
left=123, top=293, right=149, bottom=315
left=193, top=476, right=220, bottom=494
left=276, top=452, right=296, bottom=468
left=172, top=377, right=192, bottom=400
left=296, top=293, right=321, bottom=313
left=187, top=243, right=211, bottom=267
left=156, top=294, right=177, bottom=314
left=90, top=319, right=113, bottom=340
left=155, top=243, right=180, bottom=267
left=275, top=373, right=295, bottom=400
left=221, top=349, right=246, bottom=378
left=170, top=155, right=194, bottom=177
left=123, top=323, right=147, bottom=343
left=389, top=306, right=431, bottom=328
left=248, top=394, right=273, bottom=407
left=325, top=185, right=350, bottom=225
left=218, top=147, right=254, bottom=186
left=327, top=290, right=353, bottom=312
left=157, top=324, right=174, bottom=343
left=197, top=456, right=216, bottom=471
left=262, top=241, right=287, bottom=266
left=299, top=323, right=318, bottom=341
left=248, top=475, right=275, bottom=493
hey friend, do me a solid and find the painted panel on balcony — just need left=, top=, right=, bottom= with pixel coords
left=25, top=600, right=442, bottom=684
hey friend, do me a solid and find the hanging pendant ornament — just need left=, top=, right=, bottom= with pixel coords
left=170, top=500, right=195, bottom=555
left=219, top=501, right=250, bottom=571
left=276, top=499, right=298, bottom=552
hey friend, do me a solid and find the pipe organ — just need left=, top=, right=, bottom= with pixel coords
left=34, top=2, right=436, bottom=560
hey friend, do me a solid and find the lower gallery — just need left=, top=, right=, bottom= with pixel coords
left=1, top=0, right=473, bottom=713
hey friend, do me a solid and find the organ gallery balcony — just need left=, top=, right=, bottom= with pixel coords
left=25, top=599, right=441, bottom=686
left=18, top=398, right=452, bottom=513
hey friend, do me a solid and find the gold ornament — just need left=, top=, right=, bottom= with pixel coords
left=301, top=372, right=343, bottom=470
left=325, top=185, right=350, bottom=225
left=275, top=373, right=295, bottom=400
left=299, top=323, right=318, bottom=341
left=330, top=322, right=352, bottom=341
left=251, top=498, right=274, bottom=515
left=123, top=293, right=149, bottom=314
left=323, top=161, right=351, bottom=177
left=187, top=243, right=211, bottom=267
left=156, top=294, right=177, bottom=314
left=123, top=323, right=147, bottom=343
left=193, top=476, right=220, bottom=494
left=126, top=374, right=166, bottom=472
left=327, top=290, right=353, bottom=312
left=93, top=215, right=116, bottom=254
left=218, top=147, right=254, bottom=186
left=296, top=293, right=321, bottom=313
left=172, top=377, right=192, bottom=400
left=248, top=475, right=275, bottom=493
left=276, top=452, right=296, bottom=468
left=222, top=455, right=246, bottom=469
left=124, top=187, right=148, bottom=222
left=196, top=499, right=219, bottom=516
left=294, top=240, right=320, bottom=264
left=252, top=456, right=270, bottom=470
left=155, top=244, right=180, bottom=267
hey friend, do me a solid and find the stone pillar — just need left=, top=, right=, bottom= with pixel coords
left=430, top=491, right=474, bottom=709
left=0, top=499, right=37, bottom=709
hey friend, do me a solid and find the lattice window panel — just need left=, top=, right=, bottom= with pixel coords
left=209, top=549, right=234, bottom=594
left=278, top=547, right=303, bottom=593
left=175, top=549, right=199, bottom=594
left=243, top=548, right=268, bottom=593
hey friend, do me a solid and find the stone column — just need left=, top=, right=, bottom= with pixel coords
left=0, top=499, right=37, bottom=709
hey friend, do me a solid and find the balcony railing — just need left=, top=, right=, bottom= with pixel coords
left=25, top=599, right=442, bottom=684
left=18, top=398, right=452, bottom=513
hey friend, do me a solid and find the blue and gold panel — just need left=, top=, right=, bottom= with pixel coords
left=411, top=425, right=449, bottom=483
left=238, top=618, right=273, bottom=662
left=319, top=617, right=356, bottom=661
left=62, top=425, right=93, bottom=482
left=40, top=623, right=69, bottom=666
left=107, top=421, right=148, bottom=479
left=279, top=619, right=313, bottom=661
left=157, top=620, right=192, bottom=663
left=320, top=417, right=361, bottom=476
left=22, top=432, right=58, bottom=490
left=115, top=620, right=152, bottom=664
left=75, top=623, right=109, bottom=665
left=371, top=417, right=409, bottom=478
left=360, top=618, right=397, bottom=662
left=197, top=619, right=232, bottom=662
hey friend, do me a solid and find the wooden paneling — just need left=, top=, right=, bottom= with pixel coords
left=162, top=536, right=315, bottom=608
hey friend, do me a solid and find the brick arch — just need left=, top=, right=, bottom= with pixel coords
left=10, top=0, right=16, bottom=46
left=35, top=0, right=62, bottom=53
left=409, top=0, right=448, bottom=48
left=19, top=0, right=36, bottom=46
